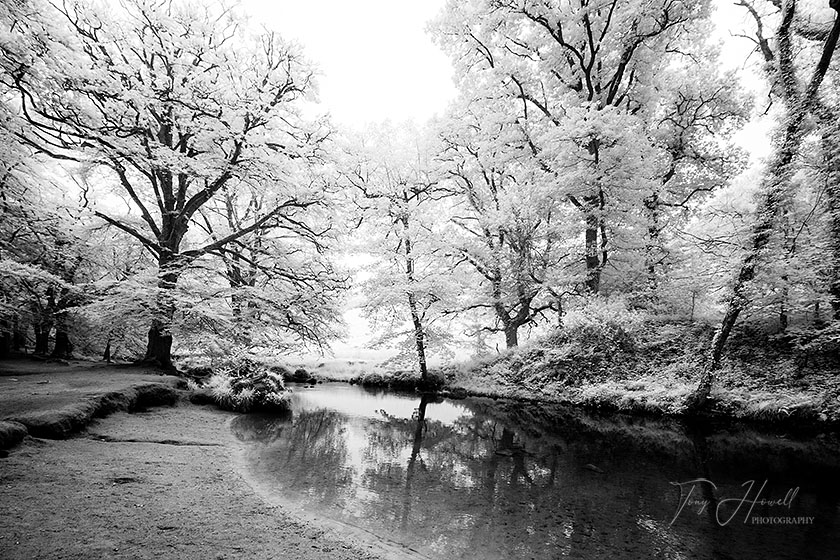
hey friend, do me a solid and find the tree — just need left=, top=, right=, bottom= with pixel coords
left=639, top=61, right=749, bottom=301
left=344, top=123, right=455, bottom=380
left=195, top=171, right=345, bottom=354
left=0, top=144, right=92, bottom=359
left=438, top=97, right=574, bottom=348
left=692, top=0, right=840, bottom=407
left=432, top=0, right=721, bottom=297
left=2, top=0, right=331, bottom=368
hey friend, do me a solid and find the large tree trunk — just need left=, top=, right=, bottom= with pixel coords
left=0, top=320, right=11, bottom=359
left=12, top=317, right=26, bottom=351
left=144, top=320, right=174, bottom=369
left=569, top=192, right=607, bottom=294
left=691, top=2, right=840, bottom=410
left=504, top=325, right=519, bottom=348
left=51, top=296, right=73, bottom=359
left=33, top=322, right=51, bottom=355
left=143, top=258, right=180, bottom=371
left=51, top=330, right=73, bottom=359
left=103, top=338, right=112, bottom=363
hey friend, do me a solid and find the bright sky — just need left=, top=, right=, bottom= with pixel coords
left=240, top=0, right=456, bottom=128
left=238, top=1, right=773, bottom=150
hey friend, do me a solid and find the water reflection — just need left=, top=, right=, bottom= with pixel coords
left=233, top=383, right=840, bottom=560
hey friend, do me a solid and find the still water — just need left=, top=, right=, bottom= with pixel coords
left=233, top=383, right=840, bottom=559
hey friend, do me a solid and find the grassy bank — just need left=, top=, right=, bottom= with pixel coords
left=437, top=318, right=840, bottom=427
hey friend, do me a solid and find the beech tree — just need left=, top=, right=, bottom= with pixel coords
left=2, top=0, right=331, bottom=368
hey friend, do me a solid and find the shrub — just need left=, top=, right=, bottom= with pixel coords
left=350, top=368, right=445, bottom=391
left=284, top=367, right=317, bottom=383
left=551, top=296, right=642, bottom=353
left=207, top=357, right=291, bottom=413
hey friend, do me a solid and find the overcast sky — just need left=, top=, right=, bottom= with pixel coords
left=240, top=0, right=456, bottom=128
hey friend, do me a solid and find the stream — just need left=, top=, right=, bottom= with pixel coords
left=232, top=382, right=840, bottom=560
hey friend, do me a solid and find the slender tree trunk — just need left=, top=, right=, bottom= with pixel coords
left=584, top=212, right=601, bottom=293
left=644, top=192, right=662, bottom=298
left=779, top=282, right=789, bottom=332
left=103, top=338, right=112, bottom=363
left=821, top=118, right=840, bottom=319
left=407, top=293, right=429, bottom=382
left=555, top=293, right=564, bottom=327
left=691, top=3, right=840, bottom=409
left=401, top=212, right=429, bottom=382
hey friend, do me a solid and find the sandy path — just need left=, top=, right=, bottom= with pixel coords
left=0, top=403, right=386, bottom=560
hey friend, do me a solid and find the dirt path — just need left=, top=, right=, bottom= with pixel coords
left=0, top=403, right=387, bottom=560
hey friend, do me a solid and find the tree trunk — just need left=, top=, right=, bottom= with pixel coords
left=584, top=213, right=601, bottom=294
left=504, top=325, right=519, bottom=348
left=33, top=323, right=51, bottom=355
left=12, top=317, right=26, bottom=351
left=0, top=320, right=11, bottom=359
left=779, top=282, right=789, bottom=332
left=691, top=3, right=840, bottom=410
left=401, top=211, right=429, bottom=383
left=144, top=320, right=174, bottom=370
left=820, top=118, right=840, bottom=319
left=408, top=293, right=429, bottom=383
left=143, top=260, right=180, bottom=371
left=644, top=192, right=662, bottom=297
left=51, top=330, right=73, bottom=359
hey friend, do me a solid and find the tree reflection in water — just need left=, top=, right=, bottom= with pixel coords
left=237, top=384, right=840, bottom=560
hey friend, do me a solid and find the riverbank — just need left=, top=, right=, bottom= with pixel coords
left=343, top=319, right=840, bottom=429
left=440, top=319, right=840, bottom=428
left=0, top=360, right=391, bottom=560
left=0, top=404, right=386, bottom=560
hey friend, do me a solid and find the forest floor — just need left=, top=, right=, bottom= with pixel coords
left=0, top=360, right=394, bottom=560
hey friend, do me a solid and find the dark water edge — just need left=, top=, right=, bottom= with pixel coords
left=233, top=383, right=840, bottom=560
